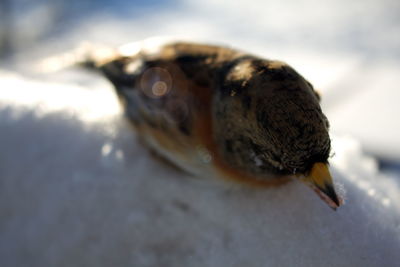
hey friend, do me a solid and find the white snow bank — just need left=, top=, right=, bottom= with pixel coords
left=325, top=61, right=400, bottom=161
left=0, top=70, right=400, bottom=266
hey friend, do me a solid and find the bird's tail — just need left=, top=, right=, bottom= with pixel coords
left=37, top=42, right=120, bottom=73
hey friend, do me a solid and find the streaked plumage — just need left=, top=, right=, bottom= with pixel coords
left=74, top=39, right=341, bottom=209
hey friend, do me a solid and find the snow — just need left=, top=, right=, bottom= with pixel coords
left=1, top=69, right=400, bottom=266
left=1, top=0, right=400, bottom=266
left=326, top=62, right=400, bottom=160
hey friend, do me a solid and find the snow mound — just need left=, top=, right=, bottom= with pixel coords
left=1, top=71, right=399, bottom=266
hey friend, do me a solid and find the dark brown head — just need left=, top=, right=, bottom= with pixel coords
left=213, top=57, right=340, bottom=208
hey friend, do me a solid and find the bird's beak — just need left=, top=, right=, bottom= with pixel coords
left=301, top=162, right=341, bottom=210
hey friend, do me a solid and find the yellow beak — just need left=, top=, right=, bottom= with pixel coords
left=301, top=162, right=341, bottom=210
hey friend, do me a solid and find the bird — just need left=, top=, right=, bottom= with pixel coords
left=54, top=38, right=342, bottom=210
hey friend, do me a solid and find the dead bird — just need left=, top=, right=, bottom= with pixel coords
left=46, top=38, right=342, bottom=209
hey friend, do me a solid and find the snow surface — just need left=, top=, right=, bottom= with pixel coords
left=1, top=0, right=400, bottom=266
left=1, top=70, right=400, bottom=267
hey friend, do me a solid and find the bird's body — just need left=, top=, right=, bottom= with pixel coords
left=74, top=39, right=341, bottom=209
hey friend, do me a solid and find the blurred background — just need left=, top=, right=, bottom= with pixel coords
left=1, top=0, right=399, bottom=171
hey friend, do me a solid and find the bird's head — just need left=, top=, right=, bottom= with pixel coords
left=213, top=57, right=341, bottom=209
